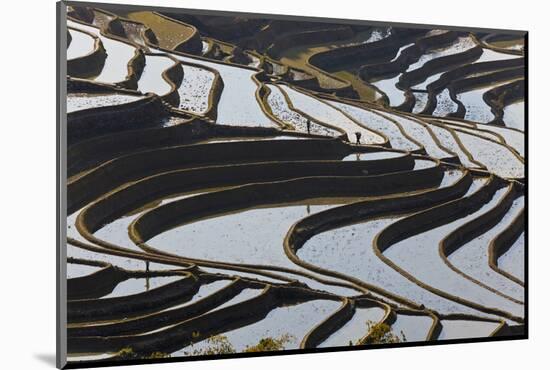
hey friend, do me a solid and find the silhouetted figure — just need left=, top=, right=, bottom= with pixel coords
left=306, top=119, right=311, bottom=134
left=145, top=261, right=150, bottom=291
left=355, top=131, right=362, bottom=144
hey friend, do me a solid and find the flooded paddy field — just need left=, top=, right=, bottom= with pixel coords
left=137, top=54, right=175, bottom=96
left=67, top=93, right=145, bottom=113
left=63, top=4, right=526, bottom=365
left=67, top=19, right=137, bottom=84
left=67, top=28, right=96, bottom=60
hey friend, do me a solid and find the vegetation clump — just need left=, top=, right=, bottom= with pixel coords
left=117, top=346, right=171, bottom=359
left=244, top=334, right=294, bottom=352
left=354, top=320, right=406, bottom=345
left=185, top=333, right=295, bottom=356
left=185, top=335, right=237, bottom=356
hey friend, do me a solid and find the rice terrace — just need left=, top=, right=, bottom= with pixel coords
left=63, top=2, right=526, bottom=365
